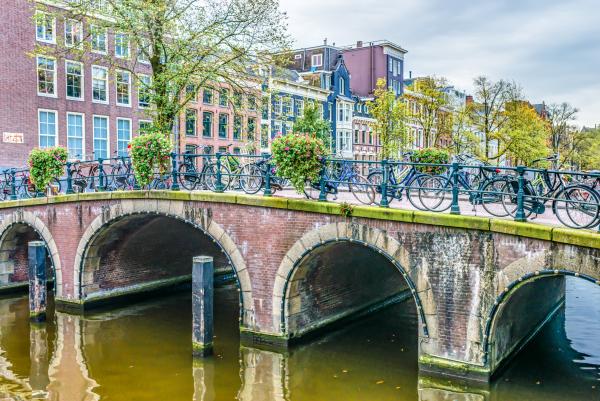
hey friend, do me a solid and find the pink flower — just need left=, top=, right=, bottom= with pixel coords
left=284, top=147, right=290, bottom=151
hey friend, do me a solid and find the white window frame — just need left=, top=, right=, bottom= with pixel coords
left=311, top=53, right=323, bottom=68
left=90, top=24, right=107, bottom=54
left=92, top=115, right=110, bottom=159
left=116, top=117, right=132, bottom=157
left=296, top=99, right=304, bottom=116
left=66, top=112, right=85, bottom=160
left=64, top=19, right=83, bottom=48
left=274, top=121, right=283, bottom=136
left=65, top=60, right=84, bottom=101
left=35, top=11, right=55, bottom=44
left=36, top=56, right=57, bottom=98
left=275, top=96, right=283, bottom=114
left=139, top=120, right=152, bottom=134
left=137, top=39, right=151, bottom=64
left=339, top=77, right=345, bottom=94
left=115, top=33, right=130, bottom=59
left=115, top=69, right=131, bottom=107
left=38, top=109, right=58, bottom=148
left=138, top=74, right=151, bottom=108
left=91, top=65, right=109, bottom=104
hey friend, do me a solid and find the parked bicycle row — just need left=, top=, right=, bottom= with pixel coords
left=1, top=149, right=599, bottom=230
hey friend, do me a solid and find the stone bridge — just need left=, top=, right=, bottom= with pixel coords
left=0, top=191, right=598, bottom=381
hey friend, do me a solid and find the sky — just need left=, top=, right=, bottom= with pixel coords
left=278, top=0, right=600, bottom=127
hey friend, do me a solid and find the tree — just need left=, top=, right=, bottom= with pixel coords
left=292, top=101, right=331, bottom=147
left=406, top=76, right=450, bottom=147
left=35, top=0, right=289, bottom=137
left=468, top=76, right=522, bottom=162
left=561, top=127, right=600, bottom=170
left=547, top=103, right=579, bottom=166
left=446, top=105, right=480, bottom=156
left=501, top=102, right=550, bottom=166
left=367, top=79, right=410, bottom=159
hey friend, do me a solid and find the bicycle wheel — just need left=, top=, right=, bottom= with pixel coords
left=24, top=177, right=37, bottom=198
left=110, top=165, right=128, bottom=190
left=500, top=179, right=535, bottom=219
left=406, top=173, right=431, bottom=211
left=178, top=164, right=199, bottom=190
left=553, top=185, right=600, bottom=229
left=480, top=178, right=511, bottom=217
left=418, top=175, right=452, bottom=212
left=349, top=174, right=375, bottom=205
left=303, top=181, right=321, bottom=200
left=204, top=164, right=231, bottom=191
left=239, top=164, right=263, bottom=195
left=367, top=170, right=394, bottom=206
left=48, top=178, right=62, bottom=195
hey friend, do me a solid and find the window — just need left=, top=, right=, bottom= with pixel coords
left=35, top=12, right=55, bottom=43
left=218, top=114, right=229, bottom=138
left=247, top=117, right=256, bottom=140
left=248, top=95, right=256, bottom=111
left=92, top=66, right=108, bottom=103
left=233, top=91, right=242, bottom=108
left=262, top=99, right=269, bottom=120
left=115, top=33, right=129, bottom=58
left=117, top=118, right=132, bottom=157
left=362, top=128, right=366, bottom=144
left=282, top=97, right=292, bottom=116
left=116, top=70, right=131, bottom=106
left=138, top=75, right=151, bottom=108
left=284, top=122, right=292, bottom=134
left=36, top=56, right=56, bottom=96
left=38, top=110, right=57, bottom=148
left=202, top=112, right=213, bottom=137
left=219, top=89, right=228, bottom=107
left=67, top=113, right=84, bottom=159
left=274, top=96, right=283, bottom=114
left=137, top=39, right=150, bottom=64
left=336, top=130, right=352, bottom=154
left=311, top=53, right=323, bottom=67
left=354, top=129, right=359, bottom=144
left=273, top=121, right=282, bottom=136
left=339, top=77, right=345, bottom=94
left=90, top=25, right=107, bottom=53
left=296, top=99, right=304, bottom=116
left=65, top=61, right=83, bottom=99
left=186, top=84, right=197, bottom=101
left=185, top=109, right=197, bottom=136
left=260, top=124, right=269, bottom=148
left=233, top=147, right=241, bottom=155
left=233, top=116, right=242, bottom=140
left=139, top=120, right=152, bottom=133
left=319, top=103, right=324, bottom=118
left=93, top=116, right=109, bottom=158
left=64, top=19, right=82, bottom=47
left=203, top=88, right=213, bottom=104
left=389, top=58, right=393, bottom=73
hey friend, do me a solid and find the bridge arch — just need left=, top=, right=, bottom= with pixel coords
left=0, top=210, right=61, bottom=292
left=72, top=200, right=254, bottom=326
left=272, top=222, right=430, bottom=340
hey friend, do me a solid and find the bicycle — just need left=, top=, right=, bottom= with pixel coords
left=238, top=155, right=288, bottom=195
left=108, top=151, right=136, bottom=191
left=177, top=146, right=221, bottom=191
left=68, top=155, right=100, bottom=193
left=304, top=159, right=375, bottom=205
left=0, top=168, right=61, bottom=199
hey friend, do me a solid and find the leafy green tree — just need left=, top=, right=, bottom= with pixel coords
left=35, top=0, right=289, bottom=136
left=367, top=79, right=410, bottom=160
left=562, top=127, right=600, bottom=170
left=501, top=102, right=550, bottom=166
left=547, top=102, right=579, bottom=167
left=292, top=101, right=331, bottom=147
left=446, top=105, right=480, bottom=156
left=406, top=76, right=450, bottom=147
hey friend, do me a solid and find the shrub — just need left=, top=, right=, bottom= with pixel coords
left=129, top=133, right=172, bottom=187
left=27, top=147, right=67, bottom=192
left=411, top=148, right=449, bottom=175
left=271, top=134, right=327, bottom=193
left=339, top=202, right=354, bottom=217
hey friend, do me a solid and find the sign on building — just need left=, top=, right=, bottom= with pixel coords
left=2, top=132, right=24, bottom=144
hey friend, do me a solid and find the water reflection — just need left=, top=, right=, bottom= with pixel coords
left=0, top=278, right=597, bottom=400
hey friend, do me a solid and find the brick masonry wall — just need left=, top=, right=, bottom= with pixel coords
left=0, top=196, right=598, bottom=373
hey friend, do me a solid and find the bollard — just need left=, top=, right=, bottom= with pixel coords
left=28, top=241, right=47, bottom=323
left=450, top=162, right=461, bottom=215
left=171, top=152, right=180, bottom=191
left=192, top=256, right=214, bottom=357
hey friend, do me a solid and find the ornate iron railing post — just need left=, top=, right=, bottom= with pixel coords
left=263, top=153, right=272, bottom=197
left=10, top=169, right=17, bottom=200
left=380, top=159, right=389, bottom=208
left=318, top=157, right=327, bottom=202
left=215, top=152, right=224, bottom=193
left=66, top=161, right=73, bottom=194
left=450, top=162, right=461, bottom=215
left=97, top=158, right=105, bottom=191
left=170, top=152, right=180, bottom=191
left=515, top=166, right=526, bottom=222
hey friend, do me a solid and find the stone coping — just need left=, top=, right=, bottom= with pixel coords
left=1, top=190, right=598, bottom=250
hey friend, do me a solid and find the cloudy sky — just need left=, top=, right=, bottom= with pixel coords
left=279, top=0, right=600, bottom=127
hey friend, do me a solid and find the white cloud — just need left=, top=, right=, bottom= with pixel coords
left=279, top=0, right=600, bottom=126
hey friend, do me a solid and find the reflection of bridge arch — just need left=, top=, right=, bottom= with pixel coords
left=70, top=200, right=255, bottom=326
left=273, top=222, right=431, bottom=340
left=0, top=210, right=61, bottom=291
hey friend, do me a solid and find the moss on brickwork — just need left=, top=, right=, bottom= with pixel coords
left=490, top=219, right=553, bottom=241
left=286, top=198, right=340, bottom=214
left=351, top=205, right=414, bottom=223
left=189, top=191, right=237, bottom=203
left=413, top=211, right=490, bottom=231
left=236, top=194, right=288, bottom=208
left=78, top=192, right=113, bottom=201
left=150, top=190, right=191, bottom=201
left=46, top=194, right=78, bottom=204
left=419, top=354, right=490, bottom=378
left=552, top=228, right=600, bottom=249
left=110, top=191, right=147, bottom=199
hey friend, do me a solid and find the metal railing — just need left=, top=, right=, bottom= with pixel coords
left=1, top=153, right=599, bottom=231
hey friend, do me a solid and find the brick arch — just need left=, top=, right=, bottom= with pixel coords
left=72, top=200, right=254, bottom=326
left=0, top=210, right=62, bottom=293
left=272, top=222, right=430, bottom=338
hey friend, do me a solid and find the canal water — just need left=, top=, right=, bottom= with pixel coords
left=0, top=278, right=598, bottom=400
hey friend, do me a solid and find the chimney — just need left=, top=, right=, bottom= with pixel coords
left=466, top=95, right=474, bottom=104
left=324, top=38, right=328, bottom=46
left=356, top=40, right=363, bottom=48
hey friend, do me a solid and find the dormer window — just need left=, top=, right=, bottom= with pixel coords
left=311, top=53, right=323, bottom=68
left=339, top=77, right=345, bottom=94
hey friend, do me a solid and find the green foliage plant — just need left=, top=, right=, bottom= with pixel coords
left=129, top=133, right=172, bottom=187
left=271, top=134, right=327, bottom=194
left=411, top=148, right=449, bottom=175
left=27, top=147, right=67, bottom=193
